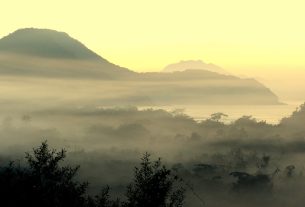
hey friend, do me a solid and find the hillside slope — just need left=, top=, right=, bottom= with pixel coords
left=0, top=28, right=281, bottom=104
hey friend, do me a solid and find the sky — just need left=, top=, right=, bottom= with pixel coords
left=1, top=0, right=305, bottom=102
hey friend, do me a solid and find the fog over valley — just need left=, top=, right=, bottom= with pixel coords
left=0, top=28, right=304, bottom=207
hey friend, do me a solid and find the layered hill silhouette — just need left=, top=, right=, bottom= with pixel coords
left=162, top=60, right=230, bottom=75
left=0, top=28, right=134, bottom=79
left=0, top=28, right=281, bottom=105
left=0, top=28, right=101, bottom=59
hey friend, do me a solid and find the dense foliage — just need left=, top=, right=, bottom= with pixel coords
left=0, top=142, right=185, bottom=207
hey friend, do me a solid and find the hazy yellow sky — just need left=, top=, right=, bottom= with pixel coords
left=1, top=0, right=305, bottom=76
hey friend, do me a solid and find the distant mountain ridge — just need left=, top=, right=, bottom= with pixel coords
left=0, top=28, right=102, bottom=60
left=163, top=60, right=230, bottom=75
left=0, top=28, right=281, bottom=105
left=0, top=28, right=134, bottom=79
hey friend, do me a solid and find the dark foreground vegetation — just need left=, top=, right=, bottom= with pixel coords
left=0, top=103, right=305, bottom=207
left=0, top=142, right=185, bottom=207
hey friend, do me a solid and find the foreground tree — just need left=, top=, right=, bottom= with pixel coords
left=0, top=141, right=88, bottom=207
left=0, top=143, right=186, bottom=207
left=123, top=153, right=185, bottom=207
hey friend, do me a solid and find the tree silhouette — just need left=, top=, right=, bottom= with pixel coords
left=209, top=112, right=228, bottom=122
left=0, top=141, right=88, bottom=207
left=0, top=143, right=186, bottom=207
left=123, top=153, right=185, bottom=207
left=86, top=186, right=121, bottom=207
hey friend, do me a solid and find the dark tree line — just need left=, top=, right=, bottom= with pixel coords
left=0, top=142, right=185, bottom=207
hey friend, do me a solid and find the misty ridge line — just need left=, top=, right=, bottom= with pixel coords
left=0, top=28, right=283, bottom=105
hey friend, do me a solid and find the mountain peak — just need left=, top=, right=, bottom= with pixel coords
left=0, top=28, right=102, bottom=60
left=162, top=60, right=230, bottom=75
